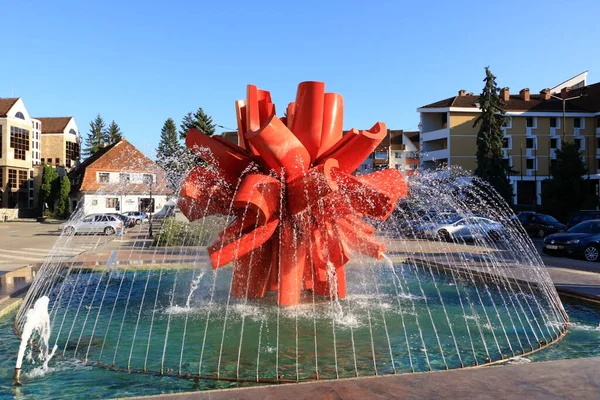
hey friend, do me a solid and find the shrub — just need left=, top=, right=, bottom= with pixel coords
left=153, top=216, right=228, bottom=247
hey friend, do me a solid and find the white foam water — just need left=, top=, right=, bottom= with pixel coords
left=16, top=296, right=58, bottom=371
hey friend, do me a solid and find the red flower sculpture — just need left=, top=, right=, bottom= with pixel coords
left=178, top=81, right=407, bottom=306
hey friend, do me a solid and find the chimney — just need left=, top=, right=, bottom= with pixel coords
left=519, top=88, right=530, bottom=101
left=458, top=89, right=466, bottom=97
left=500, top=87, right=510, bottom=102
left=540, top=88, right=551, bottom=100
left=561, top=87, right=571, bottom=98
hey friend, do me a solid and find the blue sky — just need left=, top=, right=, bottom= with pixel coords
left=2, top=0, right=598, bottom=156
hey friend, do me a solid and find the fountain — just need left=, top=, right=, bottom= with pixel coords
left=12, top=81, right=569, bottom=386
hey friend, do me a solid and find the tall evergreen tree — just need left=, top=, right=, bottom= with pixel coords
left=84, top=114, right=107, bottom=157
left=542, top=141, right=592, bottom=221
left=55, top=176, right=72, bottom=219
left=105, top=120, right=123, bottom=144
left=179, top=107, right=216, bottom=140
left=39, top=165, right=59, bottom=214
left=156, top=118, right=184, bottom=189
left=473, top=67, right=513, bottom=205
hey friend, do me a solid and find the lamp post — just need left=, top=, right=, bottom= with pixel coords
left=148, top=181, right=154, bottom=239
left=549, top=93, right=586, bottom=141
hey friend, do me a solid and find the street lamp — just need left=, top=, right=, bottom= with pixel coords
left=549, top=92, right=586, bottom=141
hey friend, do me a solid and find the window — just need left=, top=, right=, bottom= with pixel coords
left=551, top=159, right=557, bottom=170
left=18, top=170, right=27, bottom=189
left=550, top=138, right=558, bottom=149
left=597, top=117, right=600, bottom=128
left=15, top=111, right=25, bottom=120
left=69, top=129, right=77, bottom=135
left=550, top=117, right=557, bottom=128
left=66, top=159, right=71, bottom=168
left=106, top=198, right=118, bottom=208
left=574, top=118, right=581, bottom=128
left=501, top=158, right=510, bottom=169
left=374, top=151, right=387, bottom=160
left=526, top=117, right=535, bottom=128
left=502, top=138, right=509, bottom=149
left=142, top=174, right=154, bottom=184
left=597, top=138, right=600, bottom=150
left=574, top=138, right=583, bottom=149
left=98, top=173, right=110, bottom=183
left=10, top=126, right=30, bottom=160
left=395, top=152, right=402, bottom=159
left=92, top=199, right=98, bottom=206
left=8, top=169, right=17, bottom=188
left=47, top=158, right=52, bottom=164
left=66, top=141, right=80, bottom=162
left=119, top=173, right=131, bottom=184
left=526, top=159, right=535, bottom=170
left=55, top=158, right=60, bottom=165
left=526, top=138, right=535, bottom=149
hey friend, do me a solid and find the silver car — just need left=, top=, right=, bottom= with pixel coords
left=62, top=213, right=124, bottom=236
left=429, top=216, right=504, bottom=242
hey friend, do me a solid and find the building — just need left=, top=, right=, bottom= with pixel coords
left=0, top=98, right=38, bottom=210
left=69, top=139, right=172, bottom=214
left=356, top=129, right=420, bottom=175
left=418, top=73, right=600, bottom=208
left=36, top=117, right=81, bottom=171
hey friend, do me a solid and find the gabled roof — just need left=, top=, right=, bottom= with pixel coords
left=0, top=98, right=19, bottom=117
left=69, top=139, right=172, bottom=195
left=36, top=117, right=72, bottom=133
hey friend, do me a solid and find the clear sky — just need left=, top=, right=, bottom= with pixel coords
left=3, top=0, right=599, bottom=157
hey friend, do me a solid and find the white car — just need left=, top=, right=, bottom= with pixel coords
left=428, top=216, right=504, bottom=242
left=62, top=214, right=124, bottom=236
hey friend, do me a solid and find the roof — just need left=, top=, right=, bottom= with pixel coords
left=0, top=98, right=19, bottom=117
left=69, top=139, right=172, bottom=195
left=420, top=92, right=590, bottom=112
left=36, top=117, right=72, bottom=133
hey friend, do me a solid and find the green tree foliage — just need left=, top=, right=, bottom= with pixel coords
left=84, top=114, right=107, bottom=157
left=179, top=107, right=216, bottom=140
left=105, top=120, right=123, bottom=144
left=542, top=141, right=594, bottom=221
left=55, top=176, right=71, bottom=219
left=473, top=67, right=513, bottom=205
left=38, top=165, right=59, bottom=214
left=156, top=118, right=184, bottom=189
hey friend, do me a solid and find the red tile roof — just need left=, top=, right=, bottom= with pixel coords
left=70, top=139, right=172, bottom=195
left=0, top=98, right=19, bottom=117
left=36, top=117, right=72, bottom=133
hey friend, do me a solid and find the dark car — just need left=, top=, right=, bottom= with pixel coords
left=516, top=212, right=565, bottom=238
left=567, top=210, right=600, bottom=229
left=542, top=220, right=600, bottom=262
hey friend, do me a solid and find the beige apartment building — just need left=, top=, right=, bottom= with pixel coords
left=36, top=117, right=81, bottom=170
left=418, top=73, right=600, bottom=208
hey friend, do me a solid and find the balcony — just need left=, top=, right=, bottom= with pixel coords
left=420, top=148, right=449, bottom=162
left=420, top=127, right=450, bottom=142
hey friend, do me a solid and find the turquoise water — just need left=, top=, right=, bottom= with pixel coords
left=0, top=300, right=598, bottom=399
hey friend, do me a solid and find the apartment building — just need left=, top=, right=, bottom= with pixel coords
left=418, top=73, right=600, bottom=207
left=0, top=98, right=37, bottom=209
left=36, top=117, right=81, bottom=171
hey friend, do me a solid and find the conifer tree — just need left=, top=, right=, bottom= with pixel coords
left=105, top=120, right=123, bottom=144
left=55, top=176, right=71, bottom=219
left=179, top=107, right=216, bottom=140
left=156, top=118, right=184, bottom=189
left=84, top=114, right=107, bottom=157
left=473, top=67, right=513, bottom=205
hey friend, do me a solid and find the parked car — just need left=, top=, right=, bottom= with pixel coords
left=107, top=213, right=136, bottom=228
left=123, top=211, right=148, bottom=224
left=428, top=216, right=504, bottom=242
left=412, top=213, right=460, bottom=239
left=62, top=213, right=124, bottom=236
left=516, top=212, right=565, bottom=238
left=567, top=210, right=600, bottom=229
left=542, top=219, right=600, bottom=262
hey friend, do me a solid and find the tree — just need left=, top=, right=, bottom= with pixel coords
left=473, top=67, right=513, bottom=205
left=179, top=107, right=216, bottom=140
left=542, top=141, right=593, bottom=221
left=156, top=118, right=184, bottom=189
left=55, top=176, right=71, bottom=219
left=39, top=165, right=59, bottom=214
left=84, top=114, right=107, bottom=157
left=105, top=120, right=123, bottom=144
